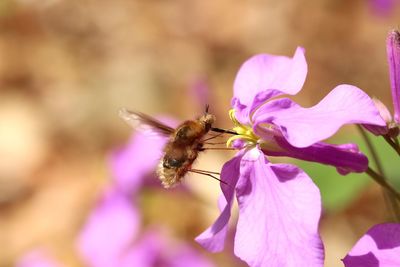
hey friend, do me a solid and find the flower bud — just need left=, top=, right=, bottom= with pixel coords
left=387, top=30, right=400, bottom=123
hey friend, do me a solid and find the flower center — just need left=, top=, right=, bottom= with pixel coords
left=226, top=109, right=285, bottom=153
left=227, top=109, right=259, bottom=148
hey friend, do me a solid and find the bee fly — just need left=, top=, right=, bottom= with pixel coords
left=119, top=106, right=235, bottom=188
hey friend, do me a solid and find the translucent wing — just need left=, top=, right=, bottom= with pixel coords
left=119, top=108, right=174, bottom=136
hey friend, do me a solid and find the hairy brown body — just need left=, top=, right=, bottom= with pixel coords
left=119, top=108, right=216, bottom=188
left=157, top=115, right=215, bottom=188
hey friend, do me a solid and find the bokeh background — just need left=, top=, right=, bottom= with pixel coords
left=1, top=0, right=400, bottom=266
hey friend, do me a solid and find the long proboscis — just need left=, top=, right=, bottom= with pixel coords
left=211, top=127, right=237, bottom=135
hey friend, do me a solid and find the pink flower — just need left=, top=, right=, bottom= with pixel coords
left=368, top=0, right=398, bottom=16
left=16, top=250, right=63, bottom=267
left=110, top=122, right=170, bottom=195
left=233, top=47, right=384, bottom=146
left=343, top=223, right=400, bottom=267
left=196, top=150, right=324, bottom=267
left=196, top=48, right=385, bottom=267
left=78, top=190, right=214, bottom=267
left=387, top=30, right=400, bottom=124
left=231, top=48, right=384, bottom=174
left=121, top=230, right=215, bottom=267
left=77, top=189, right=140, bottom=267
left=78, top=127, right=214, bottom=267
left=18, top=119, right=213, bottom=267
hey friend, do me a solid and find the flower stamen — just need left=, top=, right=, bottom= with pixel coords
left=227, top=109, right=259, bottom=148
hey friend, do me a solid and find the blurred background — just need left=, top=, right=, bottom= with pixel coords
left=1, top=0, right=400, bottom=266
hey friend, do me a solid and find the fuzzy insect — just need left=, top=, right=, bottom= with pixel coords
left=119, top=108, right=219, bottom=188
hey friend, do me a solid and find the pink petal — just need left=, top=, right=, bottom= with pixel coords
left=362, top=98, right=391, bottom=135
left=369, top=0, right=396, bottom=15
left=122, top=230, right=215, bottom=267
left=343, top=223, right=400, bottom=267
left=120, top=231, right=162, bottom=267
left=195, top=154, right=242, bottom=252
left=16, top=250, right=62, bottom=267
left=234, top=148, right=324, bottom=267
left=232, top=47, right=307, bottom=124
left=387, top=30, right=400, bottom=123
left=261, top=136, right=369, bottom=174
left=253, top=84, right=386, bottom=148
left=233, top=47, right=307, bottom=104
left=343, top=252, right=379, bottom=267
left=110, top=130, right=168, bottom=194
left=77, top=189, right=140, bottom=267
left=167, top=244, right=216, bottom=267
left=189, top=78, right=211, bottom=111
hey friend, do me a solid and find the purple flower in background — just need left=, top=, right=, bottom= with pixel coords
left=196, top=48, right=385, bottom=267
left=16, top=250, right=62, bottom=267
left=78, top=190, right=214, bottom=267
left=110, top=118, right=174, bottom=195
left=121, top=230, right=214, bottom=267
left=190, top=78, right=211, bottom=111
left=343, top=223, right=400, bottom=267
left=78, top=126, right=214, bottom=267
left=368, top=0, right=398, bottom=16
left=78, top=189, right=140, bottom=267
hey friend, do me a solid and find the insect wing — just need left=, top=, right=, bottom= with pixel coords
left=119, top=108, right=174, bottom=136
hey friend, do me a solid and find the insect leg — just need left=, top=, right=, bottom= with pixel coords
left=189, top=169, right=229, bottom=186
left=190, top=169, right=220, bottom=175
left=203, top=141, right=228, bottom=145
left=203, top=132, right=225, bottom=142
left=202, top=147, right=236, bottom=151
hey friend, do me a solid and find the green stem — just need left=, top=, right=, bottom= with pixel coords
left=383, top=134, right=400, bottom=156
left=357, top=125, right=385, bottom=174
left=357, top=125, right=400, bottom=221
left=394, top=136, right=399, bottom=147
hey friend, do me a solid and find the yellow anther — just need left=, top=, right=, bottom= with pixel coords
left=227, top=109, right=259, bottom=148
